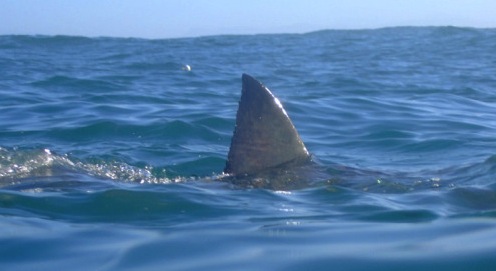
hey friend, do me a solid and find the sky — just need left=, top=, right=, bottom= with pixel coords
left=1, top=0, right=495, bottom=39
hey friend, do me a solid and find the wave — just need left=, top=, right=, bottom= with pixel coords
left=0, top=147, right=175, bottom=187
left=29, top=75, right=123, bottom=91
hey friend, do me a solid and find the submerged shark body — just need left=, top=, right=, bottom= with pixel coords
left=223, top=74, right=328, bottom=189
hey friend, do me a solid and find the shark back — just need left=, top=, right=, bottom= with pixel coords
left=224, top=74, right=310, bottom=176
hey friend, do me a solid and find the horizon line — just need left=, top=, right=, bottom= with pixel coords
left=1, top=25, right=494, bottom=40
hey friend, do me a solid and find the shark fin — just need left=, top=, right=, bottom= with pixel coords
left=224, top=74, right=309, bottom=176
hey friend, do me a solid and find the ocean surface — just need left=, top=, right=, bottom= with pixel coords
left=1, top=27, right=496, bottom=270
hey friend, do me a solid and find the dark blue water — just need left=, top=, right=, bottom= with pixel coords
left=1, top=27, right=496, bottom=270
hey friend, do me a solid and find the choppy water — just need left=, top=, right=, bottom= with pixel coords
left=1, top=27, right=496, bottom=270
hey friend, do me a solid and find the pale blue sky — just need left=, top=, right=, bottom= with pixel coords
left=1, top=0, right=495, bottom=38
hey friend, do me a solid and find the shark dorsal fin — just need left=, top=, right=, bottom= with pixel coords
left=224, top=74, right=309, bottom=176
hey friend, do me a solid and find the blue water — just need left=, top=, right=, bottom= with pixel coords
left=1, top=27, right=496, bottom=270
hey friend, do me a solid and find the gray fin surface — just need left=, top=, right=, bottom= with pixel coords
left=224, top=74, right=309, bottom=176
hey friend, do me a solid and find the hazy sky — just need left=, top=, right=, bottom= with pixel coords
left=1, top=0, right=495, bottom=38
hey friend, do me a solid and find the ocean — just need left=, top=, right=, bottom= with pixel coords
left=1, top=27, right=496, bottom=270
